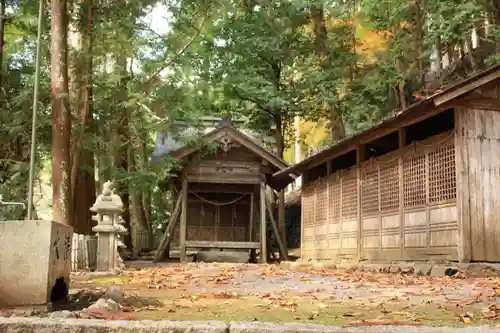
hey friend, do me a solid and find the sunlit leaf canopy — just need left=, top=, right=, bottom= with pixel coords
left=1, top=0, right=497, bottom=231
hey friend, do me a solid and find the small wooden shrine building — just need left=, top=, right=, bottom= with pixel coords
left=154, top=118, right=292, bottom=263
left=272, top=63, right=500, bottom=263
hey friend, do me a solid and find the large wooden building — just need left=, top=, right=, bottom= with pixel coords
left=272, top=64, right=500, bottom=263
left=154, top=118, right=291, bottom=263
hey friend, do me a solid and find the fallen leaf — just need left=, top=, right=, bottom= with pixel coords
left=459, top=312, right=474, bottom=324
left=308, top=311, right=319, bottom=320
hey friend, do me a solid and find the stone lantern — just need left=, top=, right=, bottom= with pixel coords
left=90, top=181, right=128, bottom=272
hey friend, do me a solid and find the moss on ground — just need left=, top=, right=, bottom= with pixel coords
left=89, top=275, right=131, bottom=285
left=131, top=294, right=493, bottom=327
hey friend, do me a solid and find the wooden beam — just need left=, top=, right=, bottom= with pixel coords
left=272, top=102, right=451, bottom=177
left=265, top=196, right=289, bottom=261
left=326, top=159, right=332, bottom=175
left=179, top=177, right=188, bottom=262
left=188, top=183, right=255, bottom=194
left=186, top=174, right=262, bottom=184
left=154, top=189, right=183, bottom=262
left=433, top=70, right=500, bottom=107
left=398, top=127, right=406, bottom=259
left=260, top=182, right=267, bottom=263
left=452, top=91, right=500, bottom=111
left=249, top=193, right=254, bottom=241
left=398, top=127, right=406, bottom=148
left=356, top=145, right=365, bottom=261
left=455, top=108, right=472, bottom=262
left=185, top=241, right=260, bottom=249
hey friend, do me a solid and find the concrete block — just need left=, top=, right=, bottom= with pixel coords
left=0, top=220, right=73, bottom=307
left=0, top=317, right=228, bottom=333
left=195, top=251, right=249, bottom=263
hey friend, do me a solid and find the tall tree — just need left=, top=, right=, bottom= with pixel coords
left=51, top=0, right=72, bottom=225
left=70, top=0, right=95, bottom=234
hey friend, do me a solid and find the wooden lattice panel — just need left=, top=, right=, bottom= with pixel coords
left=341, top=170, right=358, bottom=219
left=302, top=185, right=315, bottom=226
left=219, top=205, right=233, bottom=227
left=328, top=175, right=340, bottom=221
left=380, top=161, right=400, bottom=212
left=429, top=144, right=456, bottom=203
left=403, top=154, right=426, bottom=207
left=361, top=164, right=379, bottom=216
left=315, top=180, right=327, bottom=223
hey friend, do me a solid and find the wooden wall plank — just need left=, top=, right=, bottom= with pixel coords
left=455, top=108, right=472, bottom=262
left=469, top=110, right=486, bottom=260
left=460, top=105, right=500, bottom=262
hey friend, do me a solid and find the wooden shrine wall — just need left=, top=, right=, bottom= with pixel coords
left=171, top=194, right=252, bottom=247
left=186, top=146, right=264, bottom=185
left=455, top=105, right=500, bottom=262
left=301, top=130, right=458, bottom=262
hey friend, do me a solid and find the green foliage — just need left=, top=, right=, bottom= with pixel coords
left=2, top=0, right=500, bottom=226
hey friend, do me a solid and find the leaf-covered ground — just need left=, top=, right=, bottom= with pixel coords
left=71, top=262, right=500, bottom=327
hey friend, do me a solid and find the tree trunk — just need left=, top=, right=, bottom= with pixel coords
left=310, top=3, right=346, bottom=141
left=51, top=0, right=72, bottom=226
left=71, top=0, right=95, bottom=234
left=0, top=0, right=5, bottom=87
left=128, top=128, right=151, bottom=250
left=395, top=59, right=407, bottom=110
left=114, top=55, right=133, bottom=249
left=274, top=115, right=287, bottom=252
left=294, top=116, right=301, bottom=188
left=414, top=0, right=425, bottom=86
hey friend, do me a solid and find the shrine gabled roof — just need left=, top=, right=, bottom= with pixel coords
left=152, top=118, right=297, bottom=189
left=170, top=120, right=288, bottom=170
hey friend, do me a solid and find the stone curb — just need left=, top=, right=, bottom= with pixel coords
left=2, top=318, right=500, bottom=333
left=0, top=317, right=228, bottom=333
left=279, top=261, right=500, bottom=277
left=231, top=322, right=500, bottom=333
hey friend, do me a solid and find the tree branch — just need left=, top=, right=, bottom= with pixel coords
left=142, top=1, right=209, bottom=90
left=231, top=87, right=274, bottom=116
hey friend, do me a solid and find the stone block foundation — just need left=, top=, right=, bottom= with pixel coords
left=0, top=220, right=73, bottom=307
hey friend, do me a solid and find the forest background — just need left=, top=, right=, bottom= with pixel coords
left=0, top=0, right=498, bottom=249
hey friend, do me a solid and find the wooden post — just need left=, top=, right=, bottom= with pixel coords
left=179, top=177, right=188, bottom=262
left=398, top=128, right=406, bottom=258
left=249, top=192, right=254, bottom=241
left=260, top=182, right=267, bottom=263
left=265, top=196, right=289, bottom=261
left=356, top=145, right=364, bottom=261
left=153, top=189, right=183, bottom=262
left=455, top=109, right=471, bottom=262
left=326, top=159, right=332, bottom=175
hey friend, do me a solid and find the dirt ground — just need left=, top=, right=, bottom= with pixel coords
left=70, top=262, right=500, bottom=327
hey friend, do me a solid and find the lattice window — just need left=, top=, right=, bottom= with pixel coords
left=341, top=171, right=358, bottom=219
left=403, top=154, right=426, bottom=207
left=380, top=161, right=399, bottom=212
left=429, top=144, right=456, bottom=203
left=302, top=185, right=315, bottom=226
left=328, top=175, right=340, bottom=221
left=316, top=180, right=327, bottom=222
left=361, top=165, right=379, bottom=216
